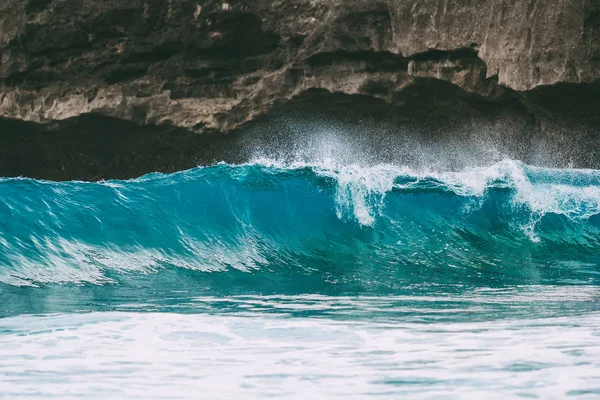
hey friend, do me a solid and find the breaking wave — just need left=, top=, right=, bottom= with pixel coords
left=1, top=159, right=600, bottom=289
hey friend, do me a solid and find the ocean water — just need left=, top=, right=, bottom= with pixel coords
left=1, top=159, right=600, bottom=398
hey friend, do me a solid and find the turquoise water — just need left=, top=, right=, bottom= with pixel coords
left=1, top=159, right=600, bottom=398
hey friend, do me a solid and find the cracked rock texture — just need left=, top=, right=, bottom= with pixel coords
left=0, top=0, right=599, bottom=179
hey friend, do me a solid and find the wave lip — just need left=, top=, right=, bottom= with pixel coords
left=1, top=159, right=600, bottom=288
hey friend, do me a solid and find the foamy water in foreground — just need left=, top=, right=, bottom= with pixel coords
left=2, top=295, right=600, bottom=399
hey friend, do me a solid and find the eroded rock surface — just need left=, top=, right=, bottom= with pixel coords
left=0, top=0, right=599, bottom=179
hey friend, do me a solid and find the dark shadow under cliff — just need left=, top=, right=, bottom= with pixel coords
left=1, top=81, right=599, bottom=181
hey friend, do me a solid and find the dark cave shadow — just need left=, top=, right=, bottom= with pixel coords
left=1, top=82, right=599, bottom=181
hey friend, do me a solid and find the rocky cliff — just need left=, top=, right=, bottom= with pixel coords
left=1, top=0, right=599, bottom=179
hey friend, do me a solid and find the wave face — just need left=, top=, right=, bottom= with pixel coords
left=1, top=159, right=600, bottom=297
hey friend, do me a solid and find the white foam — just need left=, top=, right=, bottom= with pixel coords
left=243, top=158, right=600, bottom=232
left=0, top=231, right=270, bottom=287
left=315, top=164, right=403, bottom=226
left=1, top=308, right=600, bottom=399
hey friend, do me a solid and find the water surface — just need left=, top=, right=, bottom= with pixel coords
left=1, top=160, right=599, bottom=398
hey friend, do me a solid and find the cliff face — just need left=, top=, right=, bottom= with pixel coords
left=1, top=0, right=599, bottom=179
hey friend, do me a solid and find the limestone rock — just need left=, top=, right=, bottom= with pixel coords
left=0, top=0, right=599, bottom=179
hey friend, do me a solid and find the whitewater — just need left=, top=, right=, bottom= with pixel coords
left=1, top=159, right=600, bottom=398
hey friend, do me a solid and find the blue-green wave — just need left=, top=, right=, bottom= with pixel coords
left=1, top=159, right=600, bottom=294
